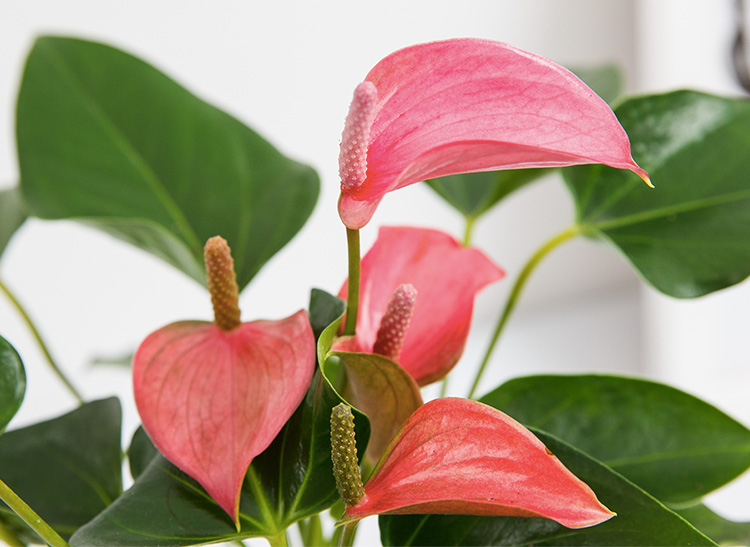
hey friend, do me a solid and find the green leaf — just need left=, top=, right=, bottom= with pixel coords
left=0, top=335, right=25, bottom=432
left=0, top=187, right=26, bottom=260
left=565, top=91, right=750, bottom=297
left=379, top=430, right=715, bottom=546
left=127, top=426, right=158, bottom=481
left=426, top=168, right=548, bottom=220
left=571, top=64, right=623, bottom=105
left=0, top=398, right=122, bottom=540
left=481, top=374, right=750, bottom=505
left=71, top=290, right=370, bottom=546
left=677, top=504, right=750, bottom=546
left=17, top=36, right=319, bottom=290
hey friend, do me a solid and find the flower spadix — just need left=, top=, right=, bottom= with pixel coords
left=337, top=226, right=503, bottom=386
left=342, top=398, right=615, bottom=529
left=338, top=38, right=650, bottom=229
left=132, top=236, right=315, bottom=526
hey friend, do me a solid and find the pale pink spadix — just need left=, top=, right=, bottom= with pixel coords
left=133, top=237, right=315, bottom=526
left=337, top=38, right=651, bottom=229
left=372, top=283, right=417, bottom=362
left=342, top=398, right=615, bottom=529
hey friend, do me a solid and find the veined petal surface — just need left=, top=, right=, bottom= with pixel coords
left=344, top=398, right=614, bottom=529
left=132, top=311, right=315, bottom=524
left=338, top=38, right=648, bottom=228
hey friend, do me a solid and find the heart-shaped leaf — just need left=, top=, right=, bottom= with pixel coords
left=0, top=335, right=25, bottom=433
left=481, top=374, right=750, bottom=505
left=0, top=398, right=122, bottom=540
left=379, top=430, right=715, bottom=546
left=565, top=91, right=750, bottom=297
left=17, top=36, right=319, bottom=290
left=0, top=188, right=26, bottom=261
left=71, top=291, right=370, bottom=546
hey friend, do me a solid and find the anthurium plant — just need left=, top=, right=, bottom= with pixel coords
left=1, top=35, right=750, bottom=547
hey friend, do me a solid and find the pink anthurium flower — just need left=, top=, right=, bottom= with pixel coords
left=337, top=226, right=503, bottom=386
left=338, top=398, right=615, bottom=529
left=133, top=236, right=315, bottom=526
left=338, top=38, right=650, bottom=229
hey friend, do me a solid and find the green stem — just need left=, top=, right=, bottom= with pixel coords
left=463, top=216, right=476, bottom=247
left=467, top=225, right=580, bottom=399
left=266, top=532, right=287, bottom=547
left=338, top=521, right=359, bottom=547
left=0, top=477, right=70, bottom=547
left=0, top=278, right=84, bottom=405
left=343, top=228, right=361, bottom=336
left=298, top=515, right=323, bottom=547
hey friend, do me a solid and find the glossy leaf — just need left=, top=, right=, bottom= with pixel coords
left=481, top=374, right=750, bottom=505
left=73, top=291, right=369, bottom=546
left=132, top=312, right=316, bottom=522
left=426, top=169, right=549, bottom=220
left=345, top=399, right=614, bottom=529
left=566, top=91, right=750, bottom=297
left=0, top=335, right=25, bottom=432
left=338, top=226, right=503, bottom=385
left=337, top=38, right=648, bottom=228
left=0, top=187, right=26, bottom=260
left=17, top=36, right=319, bottom=289
left=379, top=430, right=715, bottom=546
left=0, top=398, right=122, bottom=540
left=127, top=426, right=158, bottom=481
left=677, top=504, right=750, bottom=546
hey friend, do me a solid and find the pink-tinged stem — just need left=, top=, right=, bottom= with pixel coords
left=343, top=228, right=361, bottom=336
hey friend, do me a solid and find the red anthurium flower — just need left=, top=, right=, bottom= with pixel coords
left=133, top=237, right=315, bottom=526
left=338, top=38, right=650, bottom=229
left=337, top=226, right=503, bottom=386
left=340, top=398, right=615, bottom=529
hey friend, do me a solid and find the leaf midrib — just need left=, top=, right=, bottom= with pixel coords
left=41, top=40, right=203, bottom=255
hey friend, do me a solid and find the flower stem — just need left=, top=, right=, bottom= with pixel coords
left=0, top=477, right=71, bottom=547
left=0, top=518, right=23, bottom=547
left=0, top=278, right=84, bottom=405
left=338, top=521, right=359, bottom=547
left=266, top=532, right=287, bottom=547
left=343, top=228, right=361, bottom=336
left=467, top=225, right=580, bottom=399
left=463, top=216, right=476, bottom=247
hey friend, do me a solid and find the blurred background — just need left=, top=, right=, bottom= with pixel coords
left=1, top=0, right=749, bottom=541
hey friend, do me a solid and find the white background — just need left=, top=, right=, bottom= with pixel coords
left=1, top=0, right=748, bottom=544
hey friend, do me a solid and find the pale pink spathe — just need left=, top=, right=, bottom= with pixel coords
left=344, top=398, right=615, bottom=529
left=132, top=311, right=315, bottom=524
left=338, top=38, right=649, bottom=229
left=338, top=226, right=503, bottom=385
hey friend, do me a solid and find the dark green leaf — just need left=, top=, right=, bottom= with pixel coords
left=677, top=504, right=750, bottom=546
left=481, top=374, right=750, bottom=505
left=571, top=65, right=623, bottom=105
left=0, top=398, right=122, bottom=540
left=17, top=36, right=319, bottom=290
left=0, top=187, right=26, bottom=260
left=426, top=168, right=548, bottom=220
left=71, top=291, right=369, bottom=545
left=308, top=288, right=346, bottom=340
left=127, top=426, right=158, bottom=481
left=0, top=335, right=25, bottom=432
left=380, top=430, right=715, bottom=546
left=565, top=91, right=750, bottom=297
